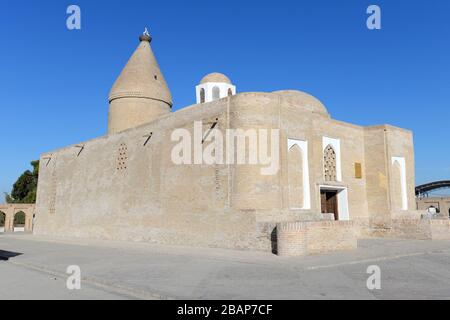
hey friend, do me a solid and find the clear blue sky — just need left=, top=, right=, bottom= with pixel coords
left=0, top=0, right=449, bottom=200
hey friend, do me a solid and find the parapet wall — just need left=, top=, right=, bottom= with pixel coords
left=367, top=218, right=450, bottom=240
left=276, top=221, right=357, bottom=256
left=429, top=220, right=450, bottom=240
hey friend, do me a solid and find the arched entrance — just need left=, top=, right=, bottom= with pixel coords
left=0, top=211, right=5, bottom=233
left=13, top=211, right=26, bottom=232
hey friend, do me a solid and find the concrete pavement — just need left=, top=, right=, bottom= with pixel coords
left=1, top=234, right=450, bottom=300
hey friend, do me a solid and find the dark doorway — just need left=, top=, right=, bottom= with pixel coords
left=321, top=190, right=339, bottom=220
left=14, top=211, right=26, bottom=232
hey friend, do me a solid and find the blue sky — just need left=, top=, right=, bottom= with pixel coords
left=0, top=0, right=449, bottom=199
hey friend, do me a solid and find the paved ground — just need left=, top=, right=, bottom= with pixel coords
left=1, top=233, right=450, bottom=300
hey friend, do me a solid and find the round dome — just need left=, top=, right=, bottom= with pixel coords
left=200, top=73, right=232, bottom=84
left=273, top=90, right=329, bottom=116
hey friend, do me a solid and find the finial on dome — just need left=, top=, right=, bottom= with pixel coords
left=139, top=27, right=152, bottom=42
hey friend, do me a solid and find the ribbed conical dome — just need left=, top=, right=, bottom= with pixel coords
left=109, top=36, right=172, bottom=106
left=108, top=33, right=172, bottom=134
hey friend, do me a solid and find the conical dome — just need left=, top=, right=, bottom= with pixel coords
left=108, top=33, right=172, bottom=134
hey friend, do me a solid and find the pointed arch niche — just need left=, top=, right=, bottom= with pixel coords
left=391, top=157, right=408, bottom=211
left=287, top=139, right=311, bottom=210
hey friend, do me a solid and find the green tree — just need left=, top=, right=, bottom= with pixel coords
left=14, top=211, right=26, bottom=226
left=5, top=160, right=39, bottom=204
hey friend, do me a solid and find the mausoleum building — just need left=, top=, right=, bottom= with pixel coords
left=34, top=32, right=440, bottom=256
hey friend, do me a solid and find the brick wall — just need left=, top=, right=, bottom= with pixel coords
left=370, top=218, right=450, bottom=240
left=276, top=221, right=357, bottom=257
left=385, top=219, right=432, bottom=240
left=430, top=220, right=450, bottom=240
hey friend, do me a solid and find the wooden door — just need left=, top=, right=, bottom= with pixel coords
left=320, top=190, right=339, bottom=221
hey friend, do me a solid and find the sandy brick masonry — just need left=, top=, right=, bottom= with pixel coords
left=429, top=220, right=450, bottom=240
left=0, top=204, right=35, bottom=232
left=416, top=196, right=450, bottom=219
left=369, top=217, right=450, bottom=240
left=276, top=221, right=357, bottom=256
left=33, top=33, right=441, bottom=256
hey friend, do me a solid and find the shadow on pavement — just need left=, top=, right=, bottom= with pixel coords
left=0, top=250, right=23, bottom=261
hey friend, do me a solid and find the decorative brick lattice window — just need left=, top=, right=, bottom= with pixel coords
left=117, top=143, right=128, bottom=171
left=324, top=145, right=337, bottom=182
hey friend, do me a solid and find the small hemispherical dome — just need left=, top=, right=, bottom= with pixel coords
left=200, top=72, right=232, bottom=84
left=273, top=90, right=329, bottom=116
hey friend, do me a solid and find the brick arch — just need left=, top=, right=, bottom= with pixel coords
left=0, top=204, right=35, bottom=233
left=13, top=211, right=26, bottom=231
left=200, top=88, right=206, bottom=103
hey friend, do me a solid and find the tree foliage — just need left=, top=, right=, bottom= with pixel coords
left=14, top=211, right=26, bottom=225
left=5, top=160, right=39, bottom=204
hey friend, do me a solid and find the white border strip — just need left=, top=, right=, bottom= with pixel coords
left=391, top=157, right=408, bottom=210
